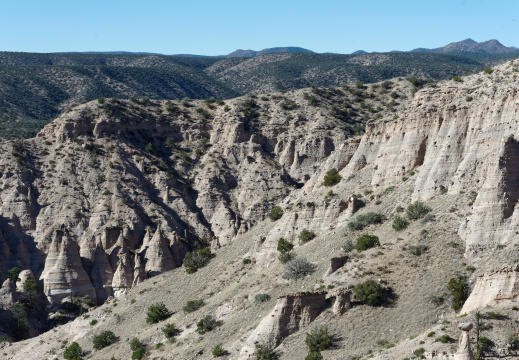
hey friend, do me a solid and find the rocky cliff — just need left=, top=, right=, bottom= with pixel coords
left=1, top=59, right=519, bottom=358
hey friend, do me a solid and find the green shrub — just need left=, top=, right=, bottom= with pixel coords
left=23, top=277, right=40, bottom=306
left=6, top=267, right=21, bottom=282
left=255, top=344, right=277, bottom=360
left=183, top=247, right=212, bottom=273
left=348, top=221, right=365, bottom=230
left=9, top=302, right=29, bottom=339
left=305, top=352, right=323, bottom=360
left=453, top=76, right=462, bottom=82
left=427, top=331, right=436, bottom=337
left=90, top=319, right=98, bottom=326
left=162, top=323, right=177, bottom=338
left=268, top=206, right=283, bottom=221
left=355, top=81, right=364, bottom=89
left=196, top=315, right=221, bottom=334
left=212, top=345, right=227, bottom=357
left=278, top=252, right=295, bottom=264
left=305, top=325, right=333, bottom=352
left=392, top=215, right=409, bottom=231
left=284, top=258, right=316, bottom=280
left=323, top=168, right=341, bottom=186
left=277, top=238, right=294, bottom=254
left=299, top=229, right=316, bottom=243
left=255, top=294, right=271, bottom=303
left=146, top=302, right=171, bottom=324
left=355, top=234, right=380, bottom=252
left=182, top=300, right=205, bottom=313
left=63, top=342, right=83, bottom=360
left=354, top=279, right=385, bottom=306
left=435, top=334, right=453, bottom=343
left=356, top=212, right=386, bottom=225
left=479, top=336, right=493, bottom=352
left=92, top=330, right=117, bottom=349
left=406, top=201, right=431, bottom=220
left=145, top=143, right=153, bottom=153
left=447, top=275, right=470, bottom=312
left=413, top=347, right=425, bottom=358
left=130, top=338, right=146, bottom=360
left=484, top=66, right=492, bottom=74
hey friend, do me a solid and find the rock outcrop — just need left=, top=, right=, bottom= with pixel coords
left=40, top=226, right=96, bottom=304
left=331, top=289, right=351, bottom=316
left=143, top=226, right=176, bottom=277
left=239, top=292, right=327, bottom=358
left=0, top=279, right=18, bottom=310
left=461, top=266, right=519, bottom=313
left=15, top=269, right=35, bottom=293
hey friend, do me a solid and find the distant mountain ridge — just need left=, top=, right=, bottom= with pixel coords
left=411, top=38, right=519, bottom=55
left=224, top=47, right=314, bottom=58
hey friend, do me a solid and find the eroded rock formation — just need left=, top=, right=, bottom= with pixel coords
left=461, top=266, right=519, bottom=313
left=239, top=292, right=327, bottom=358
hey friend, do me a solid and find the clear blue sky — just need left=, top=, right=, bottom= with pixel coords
left=1, top=0, right=517, bottom=55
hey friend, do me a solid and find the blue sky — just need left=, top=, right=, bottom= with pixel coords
left=1, top=0, right=517, bottom=55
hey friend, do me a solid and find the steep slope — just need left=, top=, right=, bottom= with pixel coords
left=2, top=59, right=519, bottom=359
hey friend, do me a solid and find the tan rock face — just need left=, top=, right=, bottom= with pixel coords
left=40, top=226, right=97, bottom=304
left=0, top=279, right=18, bottom=310
left=16, top=269, right=35, bottom=292
left=239, top=292, right=327, bottom=358
left=1, top=60, right=519, bottom=313
left=461, top=266, right=519, bottom=313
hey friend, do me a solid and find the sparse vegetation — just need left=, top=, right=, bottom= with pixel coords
left=146, top=302, right=171, bottom=323
left=299, top=229, right=316, bottom=243
left=196, top=315, right=221, bottom=334
left=406, top=201, right=431, bottom=220
left=277, top=238, right=294, bottom=254
left=183, top=299, right=205, bottom=313
left=255, top=294, right=271, bottom=303
left=323, top=168, right=341, bottom=186
left=63, top=342, right=83, bottom=360
left=354, top=279, right=385, bottom=306
left=268, top=206, right=284, bottom=221
left=355, top=234, right=380, bottom=252
left=255, top=344, right=277, bottom=360
left=162, top=323, right=177, bottom=339
left=212, top=345, right=227, bottom=357
left=447, top=275, right=470, bottom=312
left=392, top=215, right=409, bottom=231
left=183, top=247, right=212, bottom=273
left=284, top=258, right=316, bottom=279
left=92, top=330, right=118, bottom=349
left=130, top=338, right=147, bottom=360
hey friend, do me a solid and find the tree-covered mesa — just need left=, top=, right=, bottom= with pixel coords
left=0, top=50, right=500, bottom=139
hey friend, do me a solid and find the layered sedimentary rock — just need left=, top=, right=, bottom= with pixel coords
left=143, top=226, right=176, bottom=276
left=239, top=292, right=327, bottom=358
left=40, top=226, right=96, bottom=304
left=0, top=60, right=518, bottom=312
left=461, top=266, right=519, bottom=313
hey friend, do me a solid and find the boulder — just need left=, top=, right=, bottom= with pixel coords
left=16, top=270, right=35, bottom=293
left=0, top=279, right=18, bottom=310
